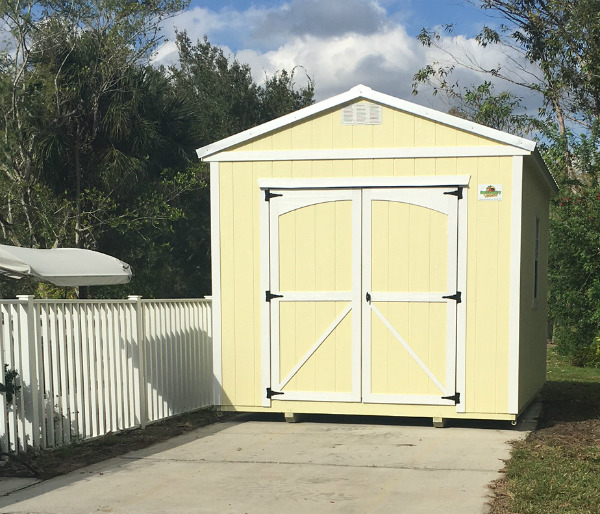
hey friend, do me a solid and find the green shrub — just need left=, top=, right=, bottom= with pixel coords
left=549, top=186, right=600, bottom=366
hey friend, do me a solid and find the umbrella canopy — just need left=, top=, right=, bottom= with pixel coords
left=0, top=244, right=132, bottom=286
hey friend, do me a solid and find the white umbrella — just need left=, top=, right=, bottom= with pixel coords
left=0, top=244, right=132, bottom=286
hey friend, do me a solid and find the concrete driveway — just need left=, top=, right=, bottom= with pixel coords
left=0, top=412, right=536, bottom=514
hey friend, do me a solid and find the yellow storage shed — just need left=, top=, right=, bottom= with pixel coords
left=196, top=85, right=557, bottom=425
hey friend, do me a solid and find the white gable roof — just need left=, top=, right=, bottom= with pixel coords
left=196, top=84, right=537, bottom=160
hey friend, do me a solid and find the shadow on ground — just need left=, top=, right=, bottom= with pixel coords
left=539, top=380, right=600, bottom=427
left=236, top=411, right=520, bottom=431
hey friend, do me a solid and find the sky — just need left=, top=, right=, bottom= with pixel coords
left=156, top=0, right=537, bottom=110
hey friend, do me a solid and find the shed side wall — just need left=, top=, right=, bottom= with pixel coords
left=518, top=159, right=550, bottom=411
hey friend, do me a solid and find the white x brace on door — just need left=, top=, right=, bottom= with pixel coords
left=261, top=180, right=465, bottom=408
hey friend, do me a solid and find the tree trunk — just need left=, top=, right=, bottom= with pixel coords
left=74, top=128, right=82, bottom=249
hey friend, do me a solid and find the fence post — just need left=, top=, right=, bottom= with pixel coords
left=203, top=296, right=215, bottom=407
left=128, top=296, right=147, bottom=429
left=16, top=295, right=40, bottom=450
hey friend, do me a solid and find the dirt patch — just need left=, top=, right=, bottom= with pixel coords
left=531, top=379, right=600, bottom=447
left=0, top=409, right=232, bottom=480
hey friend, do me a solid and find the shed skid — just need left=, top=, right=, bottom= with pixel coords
left=219, top=405, right=518, bottom=422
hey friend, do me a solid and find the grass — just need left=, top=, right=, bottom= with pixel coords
left=489, top=346, right=600, bottom=514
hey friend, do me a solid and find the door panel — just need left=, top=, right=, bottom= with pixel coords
left=269, top=189, right=362, bottom=402
left=370, top=302, right=448, bottom=396
left=279, top=301, right=353, bottom=394
left=362, top=188, right=458, bottom=405
left=278, top=200, right=353, bottom=292
left=371, top=201, right=449, bottom=293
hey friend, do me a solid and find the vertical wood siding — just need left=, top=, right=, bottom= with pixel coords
left=518, top=160, right=551, bottom=410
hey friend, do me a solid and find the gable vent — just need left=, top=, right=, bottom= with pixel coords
left=341, top=103, right=382, bottom=125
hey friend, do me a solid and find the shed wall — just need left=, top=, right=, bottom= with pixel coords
left=217, top=103, right=516, bottom=416
left=218, top=162, right=514, bottom=416
left=517, top=158, right=550, bottom=411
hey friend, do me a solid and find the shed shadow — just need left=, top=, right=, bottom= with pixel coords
left=537, top=379, right=600, bottom=428
left=232, top=411, right=521, bottom=431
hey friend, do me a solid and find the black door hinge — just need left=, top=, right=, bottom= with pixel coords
left=442, top=291, right=462, bottom=303
left=265, top=189, right=283, bottom=201
left=441, top=392, right=460, bottom=404
left=365, top=292, right=371, bottom=303
left=444, top=187, right=463, bottom=200
left=266, top=387, right=284, bottom=399
left=265, top=290, right=284, bottom=302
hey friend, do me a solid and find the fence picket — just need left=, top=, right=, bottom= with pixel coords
left=151, top=303, right=161, bottom=422
left=112, top=305, right=124, bottom=431
left=72, top=306, right=83, bottom=441
left=7, top=304, right=18, bottom=453
left=11, top=304, right=26, bottom=453
left=184, top=303, right=191, bottom=411
left=79, top=305, right=91, bottom=439
left=119, top=303, right=130, bottom=429
left=65, top=306, right=76, bottom=443
left=57, top=305, right=70, bottom=445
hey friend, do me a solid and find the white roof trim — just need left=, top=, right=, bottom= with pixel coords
left=204, top=145, right=530, bottom=163
left=529, top=149, right=559, bottom=195
left=196, top=84, right=537, bottom=159
left=258, top=175, right=471, bottom=190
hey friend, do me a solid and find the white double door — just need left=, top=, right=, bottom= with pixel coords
left=266, top=186, right=461, bottom=406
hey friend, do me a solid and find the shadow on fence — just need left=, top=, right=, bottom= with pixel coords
left=0, top=296, right=214, bottom=453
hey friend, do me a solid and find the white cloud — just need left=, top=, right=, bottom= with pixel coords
left=255, top=0, right=388, bottom=40
left=156, top=0, right=542, bottom=112
left=235, top=25, right=422, bottom=101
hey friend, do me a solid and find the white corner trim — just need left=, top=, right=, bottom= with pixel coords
left=209, top=162, right=222, bottom=407
left=260, top=186, right=272, bottom=407
left=508, top=156, right=523, bottom=414
left=258, top=175, right=471, bottom=190
left=196, top=84, right=537, bottom=159
left=204, top=146, right=530, bottom=162
left=455, top=183, right=468, bottom=413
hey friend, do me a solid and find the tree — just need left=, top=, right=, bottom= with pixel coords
left=258, top=68, right=315, bottom=125
left=0, top=0, right=208, bottom=298
left=0, top=0, right=189, bottom=250
left=170, top=33, right=314, bottom=147
left=413, top=0, right=600, bottom=365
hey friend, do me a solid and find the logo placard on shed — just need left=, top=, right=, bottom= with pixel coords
left=478, top=184, right=503, bottom=201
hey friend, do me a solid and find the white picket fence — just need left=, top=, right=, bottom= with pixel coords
left=0, top=295, right=213, bottom=453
